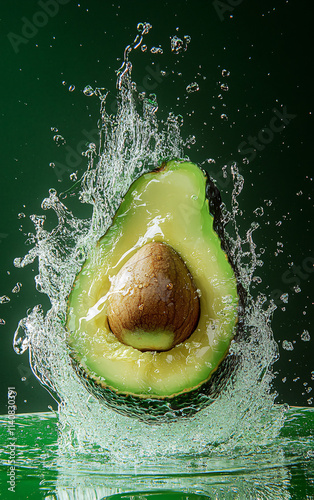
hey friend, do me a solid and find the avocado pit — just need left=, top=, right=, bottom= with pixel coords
left=107, top=242, right=200, bottom=351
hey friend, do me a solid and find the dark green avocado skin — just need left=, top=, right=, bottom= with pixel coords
left=71, top=351, right=239, bottom=423
left=69, top=167, right=246, bottom=423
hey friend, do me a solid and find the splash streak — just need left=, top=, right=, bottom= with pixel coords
left=13, top=23, right=285, bottom=461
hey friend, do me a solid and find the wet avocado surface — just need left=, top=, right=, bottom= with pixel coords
left=66, top=160, right=239, bottom=417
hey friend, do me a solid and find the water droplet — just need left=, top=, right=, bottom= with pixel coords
left=83, top=85, right=95, bottom=97
left=21, top=377, right=27, bottom=382
left=220, top=83, right=229, bottom=91
left=150, top=46, right=163, bottom=54
left=253, top=207, right=264, bottom=217
left=13, top=318, right=29, bottom=354
left=301, top=330, right=310, bottom=342
left=53, top=134, right=66, bottom=147
left=137, top=22, right=152, bottom=35
left=222, top=69, right=230, bottom=77
left=293, top=285, right=301, bottom=293
left=167, top=283, right=173, bottom=290
left=49, top=162, right=55, bottom=168
left=282, top=377, right=287, bottom=383
left=160, top=70, right=167, bottom=76
left=282, top=340, right=294, bottom=351
left=0, top=319, right=5, bottom=326
left=141, top=44, right=147, bottom=52
left=280, top=293, right=289, bottom=304
left=170, top=35, right=188, bottom=54
left=206, top=158, right=216, bottom=164
left=138, top=304, right=144, bottom=311
left=0, top=295, right=10, bottom=304
left=186, top=82, right=199, bottom=93
left=17, top=212, right=26, bottom=219
left=12, top=283, right=22, bottom=294
left=68, top=84, right=75, bottom=92
left=311, top=371, right=314, bottom=381
left=252, top=276, right=262, bottom=284
left=220, top=113, right=228, bottom=121
left=62, top=81, right=66, bottom=86
left=70, top=172, right=78, bottom=182
left=185, top=135, right=196, bottom=147
left=242, top=157, right=250, bottom=165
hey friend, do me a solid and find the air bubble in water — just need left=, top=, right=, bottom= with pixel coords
left=282, top=340, right=294, bottom=351
left=220, top=83, right=229, bottom=91
left=301, top=330, right=310, bottom=342
left=69, top=84, right=76, bottom=92
left=0, top=319, right=5, bottom=326
left=222, top=69, right=230, bottom=77
left=141, top=44, right=147, bottom=52
left=0, top=295, right=10, bottom=304
left=17, top=212, right=26, bottom=219
left=220, top=113, right=228, bottom=121
left=53, top=134, right=66, bottom=147
left=293, top=285, right=301, bottom=293
left=186, top=82, right=199, bottom=93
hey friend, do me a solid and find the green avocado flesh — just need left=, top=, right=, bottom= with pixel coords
left=66, top=160, right=239, bottom=413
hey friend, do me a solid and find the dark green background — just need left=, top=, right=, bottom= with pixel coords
left=0, top=0, right=312, bottom=415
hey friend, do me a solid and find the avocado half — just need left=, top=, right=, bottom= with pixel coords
left=66, top=160, right=240, bottom=422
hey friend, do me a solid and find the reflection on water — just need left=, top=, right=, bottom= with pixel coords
left=0, top=408, right=313, bottom=499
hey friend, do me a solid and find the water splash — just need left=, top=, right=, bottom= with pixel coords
left=12, top=23, right=285, bottom=462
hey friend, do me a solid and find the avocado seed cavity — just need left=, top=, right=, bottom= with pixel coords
left=107, top=242, right=200, bottom=351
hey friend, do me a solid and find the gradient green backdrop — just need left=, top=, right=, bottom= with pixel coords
left=0, top=0, right=312, bottom=415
